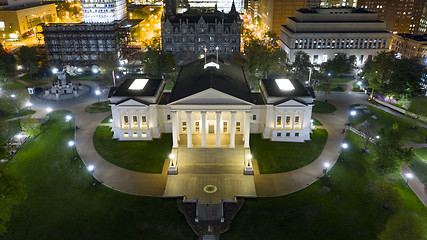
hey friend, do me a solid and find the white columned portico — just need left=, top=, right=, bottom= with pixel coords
left=216, top=111, right=221, bottom=148
left=171, top=111, right=178, bottom=148
left=230, top=111, right=236, bottom=148
left=127, top=111, right=130, bottom=129
left=186, top=111, right=192, bottom=148
left=201, top=111, right=207, bottom=148
left=146, top=110, right=150, bottom=129
left=119, top=111, right=123, bottom=129
left=292, top=110, right=295, bottom=130
left=244, top=111, right=250, bottom=148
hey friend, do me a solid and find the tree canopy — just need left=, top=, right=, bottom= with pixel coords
left=18, top=46, right=38, bottom=75
left=321, top=53, right=355, bottom=76
left=378, top=212, right=424, bottom=240
left=292, top=51, right=311, bottom=83
left=143, top=50, right=176, bottom=78
left=0, top=51, right=17, bottom=79
left=20, top=116, right=41, bottom=139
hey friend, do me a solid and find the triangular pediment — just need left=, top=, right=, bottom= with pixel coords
left=275, top=98, right=307, bottom=107
left=116, top=98, right=148, bottom=107
left=170, top=88, right=252, bottom=105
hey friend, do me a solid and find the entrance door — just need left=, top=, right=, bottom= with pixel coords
left=208, top=123, right=215, bottom=133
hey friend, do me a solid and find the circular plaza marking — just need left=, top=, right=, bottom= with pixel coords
left=203, top=185, right=218, bottom=193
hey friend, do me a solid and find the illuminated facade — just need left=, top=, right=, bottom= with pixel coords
left=81, top=0, right=127, bottom=23
left=279, top=8, right=391, bottom=65
left=109, top=56, right=315, bottom=144
left=390, top=34, right=427, bottom=64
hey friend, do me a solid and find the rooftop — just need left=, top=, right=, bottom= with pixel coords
left=110, top=78, right=163, bottom=97
left=261, top=78, right=312, bottom=99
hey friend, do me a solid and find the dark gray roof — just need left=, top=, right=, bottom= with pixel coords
left=261, top=78, right=312, bottom=98
left=165, top=10, right=239, bottom=24
left=169, top=56, right=253, bottom=103
left=110, top=78, right=163, bottom=97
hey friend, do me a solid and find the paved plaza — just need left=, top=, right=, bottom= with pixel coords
left=163, top=148, right=256, bottom=204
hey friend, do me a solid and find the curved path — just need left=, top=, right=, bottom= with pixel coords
left=60, top=101, right=168, bottom=197
left=254, top=93, right=367, bottom=197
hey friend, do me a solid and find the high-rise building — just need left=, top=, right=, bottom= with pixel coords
left=164, top=0, right=244, bottom=14
left=279, top=8, right=391, bottom=65
left=357, top=0, right=425, bottom=34
left=81, top=0, right=127, bottom=23
left=390, top=34, right=427, bottom=64
left=248, top=0, right=307, bottom=35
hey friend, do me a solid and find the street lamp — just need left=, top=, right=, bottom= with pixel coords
left=405, top=173, right=413, bottom=187
left=87, top=164, right=95, bottom=174
left=323, top=162, right=330, bottom=175
left=350, top=110, right=357, bottom=116
left=95, top=89, right=101, bottom=102
left=10, top=94, right=16, bottom=98
left=26, top=102, right=32, bottom=110
left=357, top=81, right=362, bottom=86
left=52, top=68, right=58, bottom=74
left=68, top=140, right=75, bottom=147
left=376, top=135, right=380, bottom=139
left=65, top=115, right=72, bottom=122
left=341, top=143, right=348, bottom=149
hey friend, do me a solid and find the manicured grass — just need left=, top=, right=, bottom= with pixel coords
left=331, top=83, right=347, bottom=92
left=165, top=80, right=174, bottom=90
left=312, top=117, right=323, bottom=126
left=223, top=132, right=427, bottom=240
left=0, top=109, right=35, bottom=121
left=331, top=77, right=353, bottom=83
left=101, top=115, right=112, bottom=123
left=412, top=148, right=427, bottom=187
left=251, top=129, right=328, bottom=173
left=93, top=126, right=172, bottom=173
left=0, top=80, right=26, bottom=90
left=84, top=101, right=110, bottom=113
left=4, top=111, right=194, bottom=240
left=313, top=100, right=337, bottom=114
left=352, top=82, right=362, bottom=92
left=348, top=105, right=427, bottom=143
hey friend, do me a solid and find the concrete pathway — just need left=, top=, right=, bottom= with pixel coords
left=401, top=165, right=427, bottom=206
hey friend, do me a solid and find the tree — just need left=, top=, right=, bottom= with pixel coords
left=20, top=116, right=41, bottom=139
left=0, top=52, right=17, bottom=79
left=293, top=51, right=311, bottom=83
left=378, top=212, right=424, bottom=240
left=312, top=69, right=331, bottom=97
left=18, top=46, right=38, bottom=75
left=361, top=51, right=397, bottom=88
left=384, top=58, right=426, bottom=97
left=356, top=121, right=378, bottom=151
left=97, top=52, right=119, bottom=85
left=322, top=53, right=355, bottom=76
left=244, top=38, right=287, bottom=77
left=143, top=49, right=176, bottom=78
left=373, top=126, right=413, bottom=175
left=373, top=178, right=400, bottom=211
left=408, top=97, right=427, bottom=127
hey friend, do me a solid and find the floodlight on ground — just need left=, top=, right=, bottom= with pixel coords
left=17, top=65, right=23, bottom=70
left=327, top=73, right=331, bottom=76
left=324, top=162, right=330, bottom=168
left=68, top=140, right=75, bottom=147
left=247, top=154, right=252, bottom=160
left=305, top=81, right=309, bottom=84
left=95, top=90, right=101, bottom=96
left=26, top=102, right=32, bottom=107
left=342, top=143, right=348, bottom=149
left=10, top=94, right=16, bottom=98
left=92, top=68, right=99, bottom=74
left=77, top=68, right=83, bottom=72
left=405, top=173, right=413, bottom=179
left=169, top=153, right=175, bottom=159
left=46, top=107, right=53, bottom=113
left=350, top=110, right=356, bottom=116
left=16, top=133, right=23, bottom=139
left=109, top=119, right=113, bottom=123
left=376, top=135, right=380, bottom=139
left=87, top=164, right=95, bottom=173
left=65, top=115, right=72, bottom=122
left=52, top=68, right=58, bottom=74
left=310, top=119, right=314, bottom=123
left=357, top=81, right=362, bottom=86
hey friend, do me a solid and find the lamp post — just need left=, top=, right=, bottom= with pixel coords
left=341, top=143, right=348, bottom=149
left=87, top=164, right=95, bottom=174
left=46, top=107, right=53, bottom=113
left=405, top=173, right=413, bottom=187
left=68, top=140, right=77, bottom=161
left=95, top=90, right=101, bottom=102
left=26, top=102, right=32, bottom=110
left=66, top=115, right=72, bottom=130
left=323, top=162, right=330, bottom=175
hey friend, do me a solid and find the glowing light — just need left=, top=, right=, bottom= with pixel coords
left=17, top=65, right=23, bottom=70
left=26, top=102, right=32, bottom=107
left=129, top=79, right=149, bottom=90
left=46, top=107, right=53, bottom=113
left=92, top=68, right=99, bottom=74
left=109, top=119, right=113, bottom=123
left=52, top=68, right=58, bottom=74
left=16, top=133, right=23, bottom=139
left=324, top=162, right=330, bottom=168
left=77, top=68, right=83, bottom=72
left=87, top=165, right=95, bottom=172
left=342, top=143, right=348, bottom=149
left=68, top=140, right=75, bottom=147
left=405, top=173, right=413, bottom=179
left=357, top=81, right=362, bottom=86
left=10, top=94, right=16, bottom=98
left=204, top=62, right=220, bottom=69
left=275, top=79, right=295, bottom=91
left=95, top=90, right=101, bottom=96
left=350, top=110, right=356, bottom=116
left=376, top=135, right=380, bottom=139
left=66, top=115, right=72, bottom=121
left=169, top=153, right=175, bottom=159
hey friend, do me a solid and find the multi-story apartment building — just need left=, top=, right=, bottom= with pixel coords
left=357, top=0, right=425, bottom=34
left=279, top=8, right=391, bottom=65
left=161, top=5, right=241, bottom=64
left=390, top=34, right=427, bottom=64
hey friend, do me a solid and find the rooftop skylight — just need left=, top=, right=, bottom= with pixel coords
left=275, top=79, right=295, bottom=91
left=129, top=79, right=149, bottom=90
left=204, top=62, right=220, bottom=70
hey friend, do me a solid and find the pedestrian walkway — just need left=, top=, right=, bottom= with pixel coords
left=401, top=165, right=427, bottom=206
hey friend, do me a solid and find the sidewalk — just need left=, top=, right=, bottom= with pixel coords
left=401, top=165, right=427, bottom=206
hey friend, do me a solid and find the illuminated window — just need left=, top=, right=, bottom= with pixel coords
left=124, top=132, right=129, bottom=137
left=124, top=116, right=129, bottom=125
left=195, top=122, right=200, bottom=133
left=223, top=122, right=228, bottom=133
left=285, top=116, right=291, bottom=125
left=133, top=116, right=137, bottom=125
left=133, top=132, right=138, bottom=137
left=141, top=115, right=147, bottom=124
left=277, top=116, right=282, bottom=125
left=295, top=116, right=300, bottom=124
left=182, top=122, right=187, bottom=132
left=236, top=122, right=241, bottom=133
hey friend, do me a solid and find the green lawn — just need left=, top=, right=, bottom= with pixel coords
left=313, top=100, right=337, bottom=114
left=331, top=83, right=347, bottom=92
left=0, top=109, right=35, bottom=122
left=93, top=126, right=172, bottom=173
left=101, top=115, right=112, bottom=123
left=352, top=82, right=362, bottom=92
left=84, top=101, right=110, bottom=113
left=0, top=80, right=26, bottom=90
left=4, top=111, right=194, bottom=240
left=312, top=117, right=323, bottom=126
left=251, top=129, right=328, bottom=173
left=411, top=148, right=427, bottom=187
left=348, top=105, right=427, bottom=143
left=222, top=132, right=427, bottom=240
left=165, top=80, right=174, bottom=90
left=331, top=78, right=353, bottom=83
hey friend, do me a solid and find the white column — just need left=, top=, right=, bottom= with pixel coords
left=273, top=110, right=277, bottom=130
left=150, top=106, right=158, bottom=128
left=292, top=110, right=295, bottom=130
left=230, top=111, right=236, bottom=148
left=136, top=111, right=140, bottom=129
left=201, top=111, right=207, bottom=148
left=186, top=111, right=192, bottom=148
left=300, top=110, right=304, bottom=130
left=118, top=111, right=123, bottom=129
left=244, top=111, right=250, bottom=148
left=171, top=111, right=178, bottom=148
left=146, top=110, right=150, bottom=129
left=127, top=111, right=130, bottom=129
left=216, top=111, right=221, bottom=148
